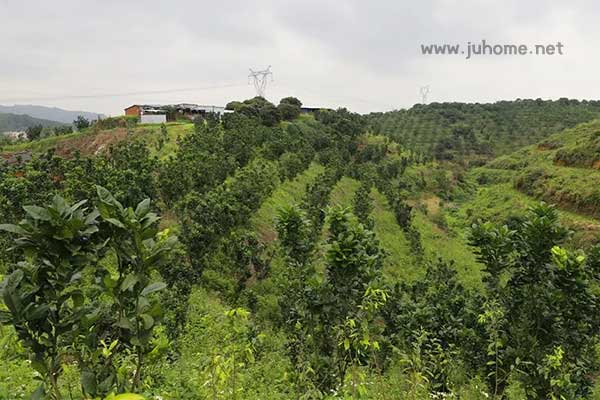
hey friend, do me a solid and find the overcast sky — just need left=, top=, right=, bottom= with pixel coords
left=0, top=0, right=597, bottom=115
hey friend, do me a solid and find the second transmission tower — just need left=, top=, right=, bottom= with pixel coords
left=248, top=66, right=273, bottom=98
left=420, top=85, right=430, bottom=104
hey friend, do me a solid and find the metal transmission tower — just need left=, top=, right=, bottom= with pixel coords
left=248, top=66, right=273, bottom=98
left=420, top=85, right=430, bottom=104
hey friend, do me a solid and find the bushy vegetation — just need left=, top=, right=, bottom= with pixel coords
left=226, top=96, right=304, bottom=126
left=0, top=188, right=176, bottom=398
left=2, top=97, right=600, bottom=399
left=484, top=120, right=600, bottom=220
left=367, top=98, right=600, bottom=163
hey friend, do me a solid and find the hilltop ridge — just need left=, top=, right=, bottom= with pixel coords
left=0, top=104, right=103, bottom=124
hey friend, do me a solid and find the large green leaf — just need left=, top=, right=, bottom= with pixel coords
left=4, top=269, right=24, bottom=291
left=84, top=209, right=100, bottom=225
left=105, top=218, right=126, bottom=229
left=29, top=304, right=50, bottom=320
left=0, top=224, right=27, bottom=235
left=120, top=274, right=138, bottom=292
left=81, top=370, right=97, bottom=396
left=70, top=199, right=88, bottom=213
left=51, top=195, right=69, bottom=215
left=82, top=225, right=99, bottom=235
left=115, top=317, right=134, bottom=331
left=135, top=198, right=151, bottom=217
left=140, top=282, right=166, bottom=296
left=141, top=214, right=160, bottom=230
left=23, top=206, right=51, bottom=221
left=2, top=270, right=24, bottom=314
left=71, top=290, right=84, bottom=307
left=0, top=310, right=12, bottom=323
left=96, top=185, right=117, bottom=205
left=103, top=274, right=119, bottom=289
left=140, top=313, right=154, bottom=330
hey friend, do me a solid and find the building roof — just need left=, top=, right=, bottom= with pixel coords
left=300, top=106, right=332, bottom=112
left=125, top=104, right=161, bottom=110
left=125, top=104, right=225, bottom=113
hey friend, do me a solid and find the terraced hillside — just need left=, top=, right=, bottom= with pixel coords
left=462, top=120, right=600, bottom=248
left=367, top=99, right=600, bottom=162
left=2, top=98, right=600, bottom=399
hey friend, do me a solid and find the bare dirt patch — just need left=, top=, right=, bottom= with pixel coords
left=53, top=128, right=131, bottom=158
left=419, top=195, right=441, bottom=215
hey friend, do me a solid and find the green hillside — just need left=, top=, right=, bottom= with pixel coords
left=0, top=118, right=192, bottom=158
left=0, top=112, right=64, bottom=132
left=1, top=98, right=600, bottom=399
left=367, top=99, right=600, bottom=163
left=465, top=120, right=600, bottom=247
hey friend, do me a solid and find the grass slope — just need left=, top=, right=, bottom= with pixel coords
left=151, top=287, right=291, bottom=399
left=251, top=163, right=325, bottom=242
left=370, top=189, right=421, bottom=283
left=329, top=176, right=361, bottom=207
left=454, top=179, right=600, bottom=249
left=413, top=210, right=483, bottom=290
left=470, top=119, right=600, bottom=247
left=326, top=176, right=481, bottom=287
left=1, top=122, right=194, bottom=159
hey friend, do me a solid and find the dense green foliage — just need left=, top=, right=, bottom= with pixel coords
left=367, top=99, right=600, bottom=163
left=0, top=189, right=176, bottom=398
left=483, top=119, right=600, bottom=220
left=2, top=97, right=600, bottom=399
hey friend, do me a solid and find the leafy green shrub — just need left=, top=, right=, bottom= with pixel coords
left=94, top=116, right=138, bottom=130
left=277, top=97, right=302, bottom=121
left=73, top=116, right=90, bottom=131
left=278, top=152, right=305, bottom=181
left=0, top=196, right=103, bottom=398
left=469, top=204, right=600, bottom=397
left=352, top=182, right=374, bottom=229
left=178, top=158, right=279, bottom=274
left=0, top=188, right=177, bottom=398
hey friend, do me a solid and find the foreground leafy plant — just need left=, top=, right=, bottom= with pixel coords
left=0, top=196, right=104, bottom=399
left=89, top=186, right=177, bottom=394
left=470, top=204, right=600, bottom=397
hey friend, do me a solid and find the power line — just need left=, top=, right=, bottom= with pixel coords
left=0, top=78, right=400, bottom=112
left=275, top=82, right=398, bottom=111
left=0, top=82, right=247, bottom=103
left=248, top=66, right=273, bottom=98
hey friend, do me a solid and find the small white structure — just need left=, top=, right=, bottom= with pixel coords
left=140, top=114, right=167, bottom=124
left=3, top=131, right=26, bottom=140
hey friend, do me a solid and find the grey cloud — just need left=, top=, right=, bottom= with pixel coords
left=0, top=0, right=599, bottom=114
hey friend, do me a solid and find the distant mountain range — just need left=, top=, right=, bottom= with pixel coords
left=0, top=113, right=66, bottom=133
left=0, top=105, right=104, bottom=124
